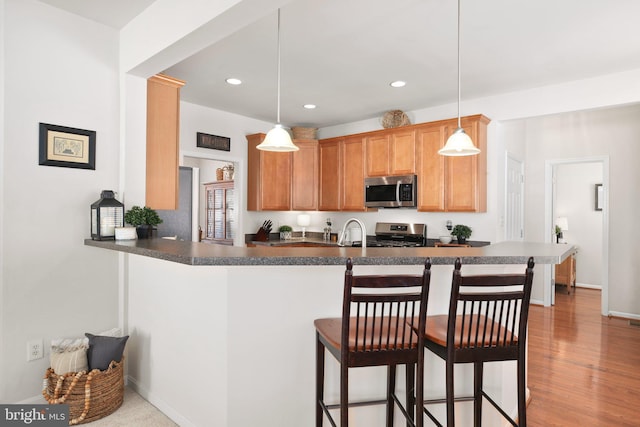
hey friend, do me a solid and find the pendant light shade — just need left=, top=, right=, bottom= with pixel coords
left=257, top=9, right=298, bottom=152
left=439, top=127, right=480, bottom=156
left=439, top=0, right=479, bottom=157
left=257, top=124, right=298, bottom=151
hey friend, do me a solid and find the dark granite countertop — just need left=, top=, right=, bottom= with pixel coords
left=85, top=238, right=575, bottom=267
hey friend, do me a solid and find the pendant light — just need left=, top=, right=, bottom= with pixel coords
left=438, top=0, right=480, bottom=156
left=257, top=9, right=299, bottom=152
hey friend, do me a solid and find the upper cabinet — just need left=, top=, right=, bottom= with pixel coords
left=415, top=115, right=489, bottom=212
left=318, top=136, right=367, bottom=212
left=291, top=140, right=319, bottom=211
left=365, top=129, right=416, bottom=177
left=249, top=114, right=489, bottom=213
left=444, top=116, right=488, bottom=212
left=415, top=124, right=446, bottom=211
left=246, top=134, right=319, bottom=211
left=247, top=133, right=292, bottom=211
left=146, top=73, right=185, bottom=210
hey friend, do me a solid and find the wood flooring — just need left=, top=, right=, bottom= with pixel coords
left=526, top=287, right=640, bottom=426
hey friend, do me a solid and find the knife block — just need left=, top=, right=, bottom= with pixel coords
left=254, top=226, right=270, bottom=241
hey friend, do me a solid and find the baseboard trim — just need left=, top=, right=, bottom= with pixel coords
left=607, top=310, right=640, bottom=322
left=127, top=376, right=197, bottom=427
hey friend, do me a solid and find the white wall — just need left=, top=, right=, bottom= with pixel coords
left=515, top=105, right=640, bottom=317
left=1, top=0, right=121, bottom=401
left=556, top=162, right=603, bottom=287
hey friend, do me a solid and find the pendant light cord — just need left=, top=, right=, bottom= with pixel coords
left=456, top=0, right=461, bottom=129
left=276, top=8, right=282, bottom=125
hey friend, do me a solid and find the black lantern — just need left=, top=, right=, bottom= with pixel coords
left=91, top=190, right=124, bottom=240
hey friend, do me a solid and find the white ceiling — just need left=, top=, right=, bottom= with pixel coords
left=37, top=0, right=640, bottom=128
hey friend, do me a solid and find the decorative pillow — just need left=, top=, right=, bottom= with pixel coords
left=50, top=348, right=88, bottom=374
left=50, top=337, right=89, bottom=374
left=85, top=333, right=129, bottom=371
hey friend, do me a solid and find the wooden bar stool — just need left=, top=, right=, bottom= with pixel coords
left=415, top=257, right=535, bottom=427
left=315, top=257, right=432, bottom=427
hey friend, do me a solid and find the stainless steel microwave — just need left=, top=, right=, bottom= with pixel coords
left=364, top=175, right=417, bottom=208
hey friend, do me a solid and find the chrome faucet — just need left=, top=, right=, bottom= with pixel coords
left=337, top=218, right=367, bottom=248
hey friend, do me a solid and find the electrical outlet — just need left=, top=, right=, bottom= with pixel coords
left=27, top=339, right=43, bottom=361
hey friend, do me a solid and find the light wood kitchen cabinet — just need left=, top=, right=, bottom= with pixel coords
left=247, top=133, right=292, bottom=211
left=146, top=73, right=185, bottom=210
left=318, top=138, right=341, bottom=211
left=318, top=136, right=367, bottom=211
left=365, top=129, right=416, bottom=177
left=291, top=139, right=318, bottom=210
left=246, top=134, right=319, bottom=211
left=555, top=253, right=576, bottom=294
left=444, top=115, right=489, bottom=212
left=415, top=115, right=489, bottom=212
left=341, top=136, right=367, bottom=211
left=416, top=124, right=446, bottom=211
left=203, top=181, right=234, bottom=245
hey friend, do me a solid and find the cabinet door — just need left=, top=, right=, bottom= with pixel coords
left=416, top=125, right=446, bottom=211
left=444, top=117, right=488, bottom=212
left=341, top=136, right=366, bottom=211
left=318, top=138, right=341, bottom=211
left=246, top=133, right=292, bottom=211
left=146, top=74, right=185, bottom=210
left=390, top=129, right=416, bottom=175
left=365, top=134, right=390, bottom=177
left=260, top=151, right=292, bottom=210
left=292, top=140, right=318, bottom=211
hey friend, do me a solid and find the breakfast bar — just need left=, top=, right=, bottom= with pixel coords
left=86, top=239, right=574, bottom=427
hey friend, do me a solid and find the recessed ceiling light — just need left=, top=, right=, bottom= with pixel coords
left=390, top=80, right=406, bottom=88
left=225, top=78, right=242, bottom=85
left=303, top=104, right=317, bottom=109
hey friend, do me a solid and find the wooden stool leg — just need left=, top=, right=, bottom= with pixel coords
left=316, top=335, right=325, bottom=427
left=341, top=362, right=349, bottom=427
left=518, top=357, right=527, bottom=426
left=406, top=363, right=415, bottom=427
left=474, top=362, right=483, bottom=427
left=387, top=364, right=397, bottom=427
left=416, top=354, right=424, bottom=427
left=446, top=360, right=455, bottom=427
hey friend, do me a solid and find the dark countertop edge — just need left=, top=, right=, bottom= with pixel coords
left=85, top=239, right=574, bottom=267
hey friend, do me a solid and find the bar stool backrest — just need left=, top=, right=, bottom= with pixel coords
left=447, top=257, right=535, bottom=362
left=342, top=258, right=432, bottom=367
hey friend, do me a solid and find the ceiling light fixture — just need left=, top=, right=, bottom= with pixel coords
left=257, top=9, right=298, bottom=152
left=225, top=78, right=242, bottom=85
left=438, top=0, right=480, bottom=157
left=303, top=104, right=317, bottom=109
left=390, top=80, right=406, bottom=88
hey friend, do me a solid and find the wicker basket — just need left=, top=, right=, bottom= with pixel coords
left=43, top=358, right=124, bottom=425
left=381, top=110, right=411, bottom=128
left=291, top=127, right=318, bottom=140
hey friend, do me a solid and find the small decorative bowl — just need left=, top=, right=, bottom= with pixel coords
left=439, top=235, right=452, bottom=244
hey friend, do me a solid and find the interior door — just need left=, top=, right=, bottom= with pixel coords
left=506, top=154, right=524, bottom=241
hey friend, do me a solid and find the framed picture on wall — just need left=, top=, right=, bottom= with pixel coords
left=39, top=123, right=96, bottom=170
left=595, top=183, right=603, bottom=211
left=197, top=132, right=231, bottom=151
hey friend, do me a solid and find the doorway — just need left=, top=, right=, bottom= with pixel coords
left=182, top=154, right=241, bottom=246
left=545, top=157, right=609, bottom=315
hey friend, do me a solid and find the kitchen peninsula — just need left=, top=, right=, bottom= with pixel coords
left=86, top=239, right=574, bottom=427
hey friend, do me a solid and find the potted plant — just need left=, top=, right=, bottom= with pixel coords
left=555, top=225, right=563, bottom=243
left=279, top=225, right=293, bottom=240
left=451, top=224, right=472, bottom=244
left=124, top=205, right=163, bottom=239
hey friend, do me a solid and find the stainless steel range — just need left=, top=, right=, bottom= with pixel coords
left=364, top=222, right=427, bottom=247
